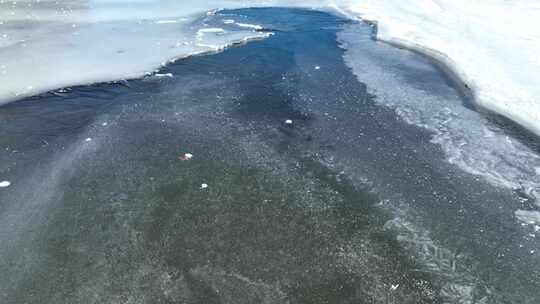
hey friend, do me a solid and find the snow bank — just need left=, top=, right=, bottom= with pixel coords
left=0, top=0, right=272, bottom=103
left=340, top=0, right=540, bottom=137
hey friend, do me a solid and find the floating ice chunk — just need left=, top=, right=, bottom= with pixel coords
left=390, top=284, right=399, bottom=291
left=155, top=73, right=173, bottom=78
left=85, top=138, right=92, bottom=142
left=235, top=23, right=263, bottom=30
left=223, top=19, right=235, bottom=24
left=0, top=181, right=11, bottom=188
left=285, top=119, right=293, bottom=125
left=314, top=66, right=321, bottom=70
left=200, top=183, right=209, bottom=189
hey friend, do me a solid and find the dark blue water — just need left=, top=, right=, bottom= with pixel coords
left=0, top=8, right=538, bottom=304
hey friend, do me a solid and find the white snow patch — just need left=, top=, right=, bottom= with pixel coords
left=343, top=0, right=540, bottom=137
left=0, top=181, right=11, bottom=188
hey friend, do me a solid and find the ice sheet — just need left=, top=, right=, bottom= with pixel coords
left=0, top=0, right=273, bottom=103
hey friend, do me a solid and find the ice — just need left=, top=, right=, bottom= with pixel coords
left=339, top=23, right=540, bottom=211
left=235, top=23, right=263, bottom=30
left=154, top=73, right=173, bottom=78
left=341, top=0, right=540, bottom=137
left=0, top=0, right=271, bottom=103
left=0, top=181, right=11, bottom=188
left=515, top=209, right=540, bottom=225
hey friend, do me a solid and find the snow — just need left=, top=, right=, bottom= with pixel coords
left=0, top=181, right=11, bottom=188
left=342, top=0, right=540, bottom=138
left=0, top=0, right=270, bottom=104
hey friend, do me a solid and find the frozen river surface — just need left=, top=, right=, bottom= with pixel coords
left=1, top=8, right=539, bottom=304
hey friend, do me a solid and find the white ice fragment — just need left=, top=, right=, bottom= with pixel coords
left=285, top=119, right=293, bottom=125
left=200, top=183, right=208, bottom=189
left=102, top=122, right=108, bottom=126
left=155, top=73, right=173, bottom=78
left=223, top=19, right=235, bottom=24
left=390, top=284, right=399, bottom=291
left=314, top=66, right=321, bottom=70
left=0, top=181, right=11, bottom=188
left=235, top=23, right=263, bottom=30
left=85, top=137, right=92, bottom=142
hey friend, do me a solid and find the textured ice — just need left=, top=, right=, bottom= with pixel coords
left=339, top=23, right=540, bottom=221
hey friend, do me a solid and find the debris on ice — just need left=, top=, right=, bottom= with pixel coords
left=179, top=153, right=193, bottom=161
left=0, top=181, right=11, bottom=188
